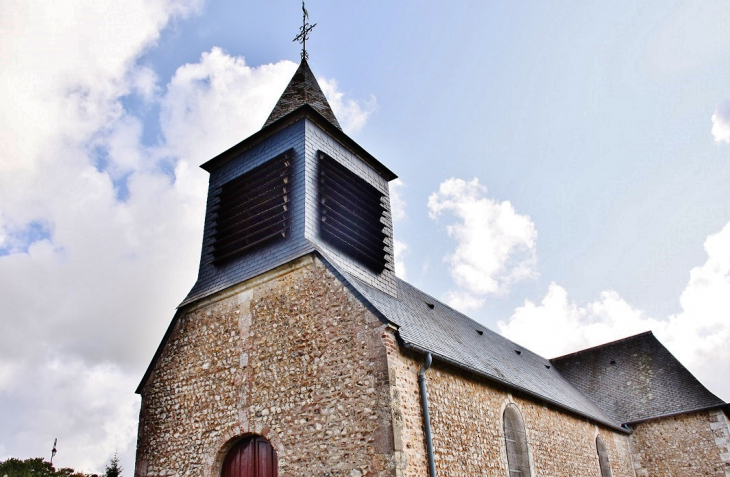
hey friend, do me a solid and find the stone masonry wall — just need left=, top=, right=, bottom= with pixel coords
left=629, top=408, right=730, bottom=477
left=386, top=342, right=636, bottom=477
left=135, top=255, right=396, bottom=477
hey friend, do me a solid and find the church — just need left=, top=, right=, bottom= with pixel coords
left=133, top=41, right=730, bottom=477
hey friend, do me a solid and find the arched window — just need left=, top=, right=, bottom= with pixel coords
left=222, top=435, right=278, bottom=477
left=596, top=435, right=613, bottom=477
left=503, top=404, right=532, bottom=476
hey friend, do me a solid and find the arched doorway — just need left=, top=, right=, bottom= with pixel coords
left=221, top=435, right=278, bottom=477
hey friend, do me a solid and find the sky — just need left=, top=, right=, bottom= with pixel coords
left=1, top=0, right=729, bottom=473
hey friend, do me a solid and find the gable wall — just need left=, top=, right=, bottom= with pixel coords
left=135, top=255, right=396, bottom=477
left=629, top=408, right=730, bottom=477
left=386, top=342, right=636, bottom=477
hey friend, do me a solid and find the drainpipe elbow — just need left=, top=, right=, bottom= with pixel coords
left=419, top=352, right=432, bottom=381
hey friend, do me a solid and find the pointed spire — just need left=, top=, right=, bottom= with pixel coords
left=263, top=59, right=342, bottom=130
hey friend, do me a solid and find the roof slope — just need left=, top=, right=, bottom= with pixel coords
left=336, top=263, right=625, bottom=431
left=551, top=331, right=725, bottom=423
left=263, top=59, right=341, bottom=130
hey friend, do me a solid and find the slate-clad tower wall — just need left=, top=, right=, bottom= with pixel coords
left=302, top=118, right=397, bottom=296
left=183, top=120, right=313, bottom=306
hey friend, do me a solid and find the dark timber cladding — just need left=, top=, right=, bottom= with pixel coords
left=318, top=151, right=388, bottom=273
left=211, top=149, right=293, bottom=264
left=221, top=436, right=278, bottom=477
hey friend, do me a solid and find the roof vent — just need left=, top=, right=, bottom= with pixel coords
left=610, top=360, right=616, bottom=365
left=515, top=350, right=522, bottom=355
left=318, top=152, right=387, bottom=273
left=210, top=150, right=293, bottom=264
left=426, top=302, right=435, bottom=309
left=476, top=330, right=484, bottom=335
left=545, top=364, right=551, bottom=369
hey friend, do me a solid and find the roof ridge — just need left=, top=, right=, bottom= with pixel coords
left=550, top=330, right=655, bottom=362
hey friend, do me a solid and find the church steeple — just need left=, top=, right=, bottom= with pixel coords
left=183, top=13, right=399, bottom=307
left=263, top=59, right=342, bottom=130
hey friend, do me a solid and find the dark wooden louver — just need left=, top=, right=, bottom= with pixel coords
left=211, top=150, right=293, bottom=264
left=318, top=152, right=388, bottom=273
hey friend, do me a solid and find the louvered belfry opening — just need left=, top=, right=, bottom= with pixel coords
left=504, top=404, right=532, bottom=476
left=211, top=149, right=293, bottom=264
left=318, top=151, right=388, bottom=273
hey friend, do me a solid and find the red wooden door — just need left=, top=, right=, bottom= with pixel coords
left=222, top=436, right=278, bottom=477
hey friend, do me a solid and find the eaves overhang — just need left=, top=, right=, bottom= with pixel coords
left=398, top=340, right=630, bottom=434
left=199, top=104, right=398, bottom=182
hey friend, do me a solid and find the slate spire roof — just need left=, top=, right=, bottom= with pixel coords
left=263, top=59, right=341, bottom=130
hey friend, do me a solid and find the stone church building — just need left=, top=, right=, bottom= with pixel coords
left=134, top=58, right=730, bottom=477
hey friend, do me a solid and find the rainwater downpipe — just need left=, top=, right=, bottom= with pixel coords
left=419, top=352, right=437, bottom=477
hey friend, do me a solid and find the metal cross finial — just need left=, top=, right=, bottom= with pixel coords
left=293, top=1, right=316, bottom=61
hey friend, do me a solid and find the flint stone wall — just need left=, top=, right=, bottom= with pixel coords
left=134, top=250, right=725, bottom=477
left=386, top=344, right=636, bottom=477
left=135, top=255, right=395, bottom=477
left=629, top=408, right=730, bottom=477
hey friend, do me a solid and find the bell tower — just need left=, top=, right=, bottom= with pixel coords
left=180, top=58, right=398, bottom=308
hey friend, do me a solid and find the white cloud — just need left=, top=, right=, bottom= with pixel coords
left=498, top=221, right=730, bottom=401
left=160, top=48, right=298, bottom=165
left=389, top=178, right=407, bottom=223
left=662, top=220, right=730, bottom=398
left=443, top=290, right=486, bottom=314
left=0, top=1, right=338, bottom=473
left=711, top=100, right=730, bottom=143
left=389, top=179, right=409, bottom=279
left=428, top=178, right=537, bottom=312
left=318, top=77, right=377, bottom=133
left=393, top=239, right=409, bottom=279
left=2, top=356, right=140, bottom=472
left=498, top=283, right=661, bottom=358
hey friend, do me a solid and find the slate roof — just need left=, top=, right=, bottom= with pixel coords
left=551, top=331, right=726, bottom=424
left=332, top=260, right=627, bottom=432
left=263, top=59, right=341, bottom=130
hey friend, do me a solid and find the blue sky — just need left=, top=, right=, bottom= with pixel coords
left=1, top=0, right=729, bottom=473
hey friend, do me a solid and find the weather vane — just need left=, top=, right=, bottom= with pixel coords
left=293, top=1, right=316, bottom=61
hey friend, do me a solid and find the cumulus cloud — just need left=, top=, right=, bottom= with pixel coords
left=428, top=178, right=537, bottom=312
left=499, top=221, right=730, bottom=401
left=498, top=283, right=660, bottom=358
left=711, top=100, right=730, bottom=143
left=160, top=48, right=298, bottom=165
left=0, top=0, right=204, bottom=468
left=318, top=77, right=377, bottom=133
left=393, top=239, right=409, bottom=279
left=0, top=1, right=375, bottom=472
left=389, top=178, right=407, bottom=223
left=389, top=179, right=408, bottom=279
left=0, top=356, right=139, bottom=470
